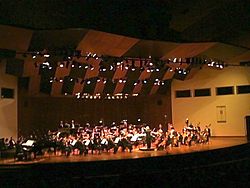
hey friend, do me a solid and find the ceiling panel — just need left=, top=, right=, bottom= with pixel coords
left=76, top=30, right=139, bottom=57
left=0, top=25, right=33, bottom=51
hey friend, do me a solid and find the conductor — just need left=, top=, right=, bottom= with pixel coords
left=145, top=126, right=152, bottom=149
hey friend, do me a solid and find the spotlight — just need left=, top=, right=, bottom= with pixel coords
left=87, top=80, right=91, bottom=84
left=59, top=63, right=64, bottom=68
left=44, top=54, right=50, bottom=58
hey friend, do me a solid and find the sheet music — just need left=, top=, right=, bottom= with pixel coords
left=22, top=140, right=35, bottom=147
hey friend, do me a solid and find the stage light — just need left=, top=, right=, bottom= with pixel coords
left=44, top=54, right=50, bottom=58
left=137, top=118, right=141, bottom=122
left=59, top=79, right=63, bottom=83
left=92, top=53, right=97, bottom=59
left=32, top=55, right=36, bottom=59
left=119, top=79, right=123, bottom=83
left=59, top=62, right=64, bottom=68
left=76, top=93, right=81, bottom=99
left=123, top=80, right=126, bottom=83
left=85, top=65, right=89, bottom=69
left=97, top=78, right=101, bottom=82
left=87, top=80, right=91, bottom=84
left=64, top=93, right=68, bottom=96
left=110, top=65, right=114, bottom=71
left=70, top=78, right=74, bottom=82
left=42, top=62, right=50, bottom=66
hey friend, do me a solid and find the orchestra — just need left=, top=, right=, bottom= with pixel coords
left=10, top=119, right=211, bottom=161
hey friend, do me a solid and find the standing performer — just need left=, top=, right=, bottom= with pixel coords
left=145, top=126, right=152, bottom=149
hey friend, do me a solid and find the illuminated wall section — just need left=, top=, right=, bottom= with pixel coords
left=171, top=66, right=250, bottom=136
left=0, top=60, right=18, bottom=139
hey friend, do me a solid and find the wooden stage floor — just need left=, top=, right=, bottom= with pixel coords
left=0, top=137, right=247, bottom=166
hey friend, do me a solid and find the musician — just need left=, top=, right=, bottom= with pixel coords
left=71, top=120, right=75, bottom=129
left=145, top=126, right=152, bottom=149
left=185, top=118, right=189, bottom=126
left=15, top=140, right=24, bottom=161
left=59, top=120, right=64, bottom=128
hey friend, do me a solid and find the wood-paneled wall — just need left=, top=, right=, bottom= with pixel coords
left=18, top=88, right=171, bottom=136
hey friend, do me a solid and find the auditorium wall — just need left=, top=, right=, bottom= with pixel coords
left=18, top=91, right=172, bottom=135
left=171, top=66, right=250, bottom=136
left=0, top=60, right=18, bottom=139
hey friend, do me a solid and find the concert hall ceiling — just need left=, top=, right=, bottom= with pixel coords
left=0, top=0, right=249, bottom=97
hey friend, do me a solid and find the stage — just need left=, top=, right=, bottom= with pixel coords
left=0, top=137, right=250, bottom=187
left=0, top=137, right=247, bottom=166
